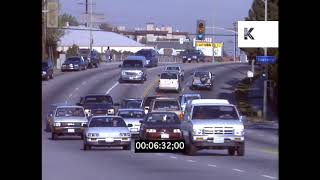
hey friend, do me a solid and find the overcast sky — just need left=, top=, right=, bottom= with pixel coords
left=59, top=0, right=254, bottom=54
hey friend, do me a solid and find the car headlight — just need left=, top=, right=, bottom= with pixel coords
left=87, top=133, right=99, bottom=137
left=84, top=109, right=91, bottom=114
left=54, top=122, right=61, bottom=127
left=234, top=129, right=244, bottom=136
left=81, top=122, right=87, bottom=126
left=173, top=129, right=181, bottom=133
left=70, top=64, right=73, bottom=67
left=108, top=109, right=114, bottom=114
left=42, top=71, right=46, bottom=74
left=192, top=56, right=197, bottom=59
left=193, top=129, right=204, bottom=135
left=120, top=133, right=130, bottom=136
left=146, top=129, right=156, bottom=133
left=121, top=71, right=126, bottom=76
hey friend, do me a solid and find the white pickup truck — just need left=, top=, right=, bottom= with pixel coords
left=181, top=99, right=246, bottom=156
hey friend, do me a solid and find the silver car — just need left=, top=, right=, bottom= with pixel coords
left=83, top=116, right=131, bottom=150
left=179, top=93, right=201, bottom=112
left=51, top=106, right=88, bottom=140
left=117, top=109, right=145, bottom=136
left=164, top=65, right=184, bottom=81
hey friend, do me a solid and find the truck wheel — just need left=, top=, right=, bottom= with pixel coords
left=83, top=144, right=91, bottom=151
left=185, top=135, right=197, bottom=155
left=118, top=78, right=123, bottom=83
left=50, top=73, right=54, bottom=79
left=51, top=133, right=58, bottom=140
left=123, top=145, right=131, bottom=150
left=237, top=143, right=245, bottom=156
left=228, top=148, right=236, bottom=156
left=45, top=123, right=51, bottom=132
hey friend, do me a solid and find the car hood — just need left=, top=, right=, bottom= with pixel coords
left=54, top=116, right=88, bottom=123
left=86, top=127, right=129, bottom=137
left=123, top=118, right=143, bottom=125
left=191, top=119, right=244, bottom=129
left=83, top=104, right=113, bottom=110
left=142, top=122, right=181, bottom=129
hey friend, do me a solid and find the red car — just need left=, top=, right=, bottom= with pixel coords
left=139, top=112, right=183, bottom=140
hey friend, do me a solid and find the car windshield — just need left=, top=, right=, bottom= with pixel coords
left=123, top=60, right=143, bottom=68
left=89, top=117, right=127, bottom=127
left=192, top=106, right=239, bottom=120
left=55, top=107, right=85, bottom=117
left=118, top=110, right=145, bottom=119
left=66, top=58, right=80, bottom=62
left=143, top=97, right=158, bottom=107
left=161, top=73, right=178, bottom=79
left=136, top=51, right=152, bottom=57
left=194, top=71, right=210, bottom=77
left=145, top=113, right=180, bottom=123
left=154, top=100, right=180, bottom=111
left=166, top=67, right=180, bottom=71
left=84, top=96, right=113, bottom=105
left=123, top=100, right=142, bottom=108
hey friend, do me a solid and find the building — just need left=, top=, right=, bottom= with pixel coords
left=118, top=23, right=189, bottom=44
left=57, top=26, right=154, bottom=53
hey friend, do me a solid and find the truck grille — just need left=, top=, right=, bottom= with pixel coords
left=125, top=72, right=137, bottom=75
left=61, top=122, right=82, bottom=127
left=204, top=127, right=234, bottom=135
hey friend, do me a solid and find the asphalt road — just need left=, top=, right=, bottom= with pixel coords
left=42, top=62, right=278, bottom=180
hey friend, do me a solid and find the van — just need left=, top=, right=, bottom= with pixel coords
left=119, top=56, right=147, bottom=83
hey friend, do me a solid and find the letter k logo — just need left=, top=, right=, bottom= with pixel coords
left=244, top=28, right=254, bottom=40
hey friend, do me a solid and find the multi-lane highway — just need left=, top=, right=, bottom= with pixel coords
left=42, top=62, right=278, bottom=180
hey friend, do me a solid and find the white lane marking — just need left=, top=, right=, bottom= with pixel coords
left=187, top=160, right=196, bottom=162
left=170, top=156, right=177, bottom=159
left=155, top=153, right=163, bottom=156
left=208, top=164, right=217, bottom=167
left=261, top=175, right=277, bottom=179
left=105, top=82, right=119, bottom=94
left=75, top=87, right=79, bottom=91
left=232, top=169, right=245, bottom=172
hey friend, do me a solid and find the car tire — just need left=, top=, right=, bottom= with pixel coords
left=197, top=59, right=199, bottom=63
left=83, top=144, right=91, bottom=151
left=118, top=78, right=123, bottom=83
left=61, top=69, right=65, bottom=72
left=50, top=73, right=54, bottom=79
left=80, top=134, right=84, bottom=140
left=188, top=61, right=191, bottom=63
left=95, top=63, right=98, bottom=68
left=123, top=145, right=131, bottom=150
left=51, top=133, right=58, bottom=140
left=45, top=123, right=51, bottom=132
left=237, top=143, right=245, bottom=156
left=190, top=85, right=194, bottom=90
left=228, top=148, right=236, bottom=156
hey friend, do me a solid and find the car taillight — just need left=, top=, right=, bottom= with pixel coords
left=179, top=113, right=184, bottom=120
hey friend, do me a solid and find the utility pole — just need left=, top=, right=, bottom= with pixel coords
left=89, top=0, right=93, bottom=52
left=233, top=22, right=237, bottom=62
left=263, top=0, right=268, bottom=121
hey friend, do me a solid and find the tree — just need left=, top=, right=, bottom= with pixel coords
left=66, top=44, right=79, bottom=57
left=99, top=23, right=114, bottom=31
left=59, top=13, right=79, bottom=26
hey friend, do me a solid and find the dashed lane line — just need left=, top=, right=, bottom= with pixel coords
left=261, top=175, right=277, bottom=179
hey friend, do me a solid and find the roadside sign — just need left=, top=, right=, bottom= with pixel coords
left=256, top=56, right=276, bottom=64
left=179, top=38, right=183, bottom=44
left=247, top=71, right=254, bottom=78
left=47, top=1, right=59, bottom=28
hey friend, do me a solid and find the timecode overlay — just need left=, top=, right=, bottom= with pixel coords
left=134, top=140, right=186, bottom=153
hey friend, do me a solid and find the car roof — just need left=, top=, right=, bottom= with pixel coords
left=154, top=97, right=178, bottom=101
left=191, top=99, right=230, bottom=105
left=148, top=111, right=178, bottom=115
left=161, top=71, right=179, bottom=74
left=118, top=108, right=144, bottom=111
left=122, top=98, right=142, bottom=101
left=56, top=105, right=84, bottom=108
left=90, top=115, right=123, bottom=118
left=125, top=56, right=146, bottom=60
left=182, top=93, right=201, bottom=97
left=85, top=94, right=111, bottom=97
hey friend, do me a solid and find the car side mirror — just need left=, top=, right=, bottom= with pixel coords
left=114, top=103, right=120, bottom=106
left=240, top=116, right=247, bottom=123
left=128, top=124, right=133, bottom=127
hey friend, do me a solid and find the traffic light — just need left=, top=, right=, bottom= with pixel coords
left=196, top=20, right=205, bottom=40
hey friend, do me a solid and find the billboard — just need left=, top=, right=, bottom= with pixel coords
left=237, top=21, right=279, bottom=48
left=195, top=42, right=223, bottom=57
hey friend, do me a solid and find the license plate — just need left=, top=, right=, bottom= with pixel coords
left=161, top=134, right=169, bottom=139
left=130, top=128, right=138, bottom=132
left=67, top=129, right=75, bottom=133
left=188, top=58, right=191, bottom=60
left=129, top=77, right=134, bottom=80
left=213, top=137, right=224, bottom=143
left=67, top=123, right=74, bottom=126
left=105, top=138, right=114, bottom=142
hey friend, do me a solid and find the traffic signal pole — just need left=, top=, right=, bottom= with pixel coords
left=263, top=0, right=268, bottom=121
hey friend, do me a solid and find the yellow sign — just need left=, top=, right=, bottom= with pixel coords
left=47, top=1, right=59, bottom=28
left=196, top=42, right=213, bottom=47
left=214, top=43, right=223, bottom=48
